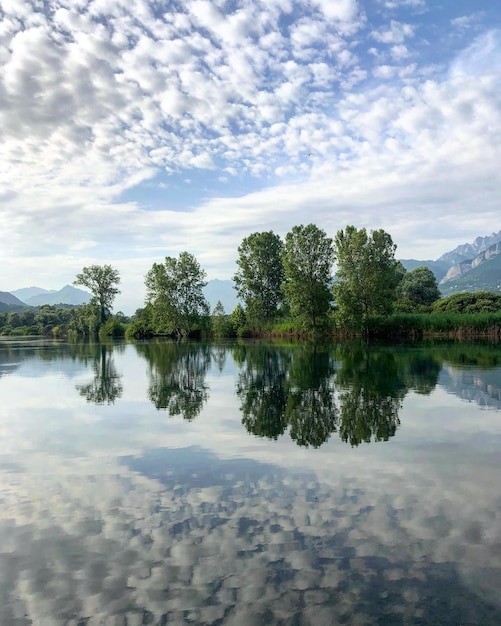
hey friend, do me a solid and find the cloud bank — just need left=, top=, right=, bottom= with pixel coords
left=1, top=1, right=500, bottom=310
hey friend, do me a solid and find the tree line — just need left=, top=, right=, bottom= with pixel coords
left=128, top=223, right=442, bottom=338
left=3, top=224, right=501, bottom=339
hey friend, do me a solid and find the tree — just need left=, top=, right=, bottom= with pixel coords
left=281, top=224, right=334, bottom=332
left=333, top=226, right=403, bottom=334
left=212, top=300, right=233, bottom=338
left=233, top=231, right=284, bottom=325
left=74, top=265, right=121, bottom=324
left=145, top=251, right=210, bottom=338
left=231, top=303, right=247, bottom=336
left=396, top=266, right=441, bottom=311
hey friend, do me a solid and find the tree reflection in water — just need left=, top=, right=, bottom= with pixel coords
left=76, top=343, right=123, bottom=405
left=285, top=346, right=338, bottom=447
left=136, top=342, right=210, bottom=420
left=236, top=343, right=338, bottom=447
left=236, top=344, right=290, bottom=440
left=237, top=342, right=443, bottom=448
left=72, top=339, right=444, bottom=443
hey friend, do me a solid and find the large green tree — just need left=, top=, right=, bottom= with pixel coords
left=145, top=251, right=210, bottom=338
left=396, top=266, right=441, bottom=311
left=74, top=264, right=121, bottom=324
left=233, top=231, right=285, bottom=325
left=281, top=224, right=334, bottom=331
left=333, top=226, right=403, bottom=334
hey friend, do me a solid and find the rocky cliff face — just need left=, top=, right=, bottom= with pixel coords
left=438, top=230, right=501, bottom=267
left=440, top=240, right=501, bottom=285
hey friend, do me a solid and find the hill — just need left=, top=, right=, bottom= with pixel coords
left=11, top=286, right=56, bottom=302
left=439, top=253, right=501, bottom=296
left=437, top=230, right=501, bottom=266
left=399, top=259, right=449, bottom=282
left=400, top=231, right=501, bottom=297
left=0, top=291, right=28, bottom=307
left=23, top=285, right=90, bottom=306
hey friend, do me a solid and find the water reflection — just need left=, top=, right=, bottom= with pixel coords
left=237, top=343, right=409, bottom=448
left=1, top=339, right=501, bottom=624
left=334, top=345, right=405, bottom=446
left=75, top=343, right=123, bottom=404
left=236, top=344, right=290, bottom=440
left=136, top=341, right=211, bottom=419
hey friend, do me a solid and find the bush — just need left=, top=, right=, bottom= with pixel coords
left=99, top=319, right=126, bottom=338
left=125, top=320, right=154, bottom=339
left=433, top=292, right=501, bottom=314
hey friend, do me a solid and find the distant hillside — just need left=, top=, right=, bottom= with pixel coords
left=24, top=285, right=91, bottom=306
left=399, top=259, right=449, bottom=282
left=0, top=302, right=30, bottom=314
left=401, top=231, right=501, bottom=297
left=11, top=286, right=56, bottom=302
left=0, top=291, right=27, bottom=307
left=439, top=253, right=501, bottom=296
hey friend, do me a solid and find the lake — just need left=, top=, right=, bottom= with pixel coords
left=0, top=337, right=500, bottom=625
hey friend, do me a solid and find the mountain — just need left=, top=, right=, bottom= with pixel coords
left=0, top=291, right=27, bottom=307
left=437, top=231, right=501, bottom=267
left=203, top=279, right=239, bottom=313
left=11, top=286, right=56, bottom=302
left=439, top=251, right=501, bottom=296
left=23, top=285, right=91, bottom=306
left=440, top=241, right=501, bottom=283
left=401, top=231, right=501, bottom=296
left=399, top=259, right=449, bottom=282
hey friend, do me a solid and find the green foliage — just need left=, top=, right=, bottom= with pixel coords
left=126, top=320, right=154, bottom=339
left=212, top=301, right=234, bottom=338
left=145, top=251, right=210, bottom=338
left=74, top=264, right=121, bottom=324
left=67, top=303, right=100, bottom=336
left=364, top=312, right=501, bottom=339
left=230, top=303, right=250, bottom=337
left=99, top=318, right=126, bottom=338
left=281, top=224, right=334, bottom=333
left=333, top=226, right=403, bottom=334
left=432, top=291, right=501, bottom=314
left=396, top=266, right=441, bottom=312
left=234, top=231, right=285, bottom=325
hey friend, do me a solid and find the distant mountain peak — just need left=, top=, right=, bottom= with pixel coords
left=11, top=285, right=92, bottom=306
left=437, top=230, right=501, bottom=266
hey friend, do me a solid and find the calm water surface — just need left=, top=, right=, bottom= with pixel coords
left=0, top=338, right=500, bottom=625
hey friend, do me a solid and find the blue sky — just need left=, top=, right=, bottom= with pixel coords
left=1, top=0, right=500, bottom=312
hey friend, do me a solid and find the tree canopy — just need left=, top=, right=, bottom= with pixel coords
left=333, top=226, right=403, bottom=334
left=233, top=231, right=284, bottom=325
left=281, top=224, right=335, bottom=332
left=74, top=264, right=121, bottom=323
left=145, top=251, right=210, bottom=338
left=396, top=266, right=441, bottom=311
left=432, top=291, right=501, bottom=313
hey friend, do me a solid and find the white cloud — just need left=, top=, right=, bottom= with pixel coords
left=0, top=2, right=500, bottom=295
left=450, top=29, right=501, bottom=78
left=450, top=13, right=484, bottom=30
left=372, top=20, right=415, bottom=44
left=379, top=0, right=425, bottom=8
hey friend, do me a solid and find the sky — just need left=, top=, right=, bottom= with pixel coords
left=1, top=0, right=501, bottom=313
